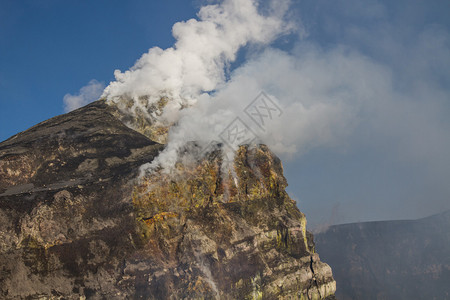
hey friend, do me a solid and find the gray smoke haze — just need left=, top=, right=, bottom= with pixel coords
left=95, top=0, right=450, bottom=228
left=285, top=0, right=450, bottom=228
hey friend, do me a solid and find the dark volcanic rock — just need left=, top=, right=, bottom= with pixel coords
left=0, top=100, right=163, bottom=298
left=0, top=100, right=336, bottom=299
left=315, top=211, right=450, bottom=300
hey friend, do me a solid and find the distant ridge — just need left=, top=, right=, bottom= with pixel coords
left=315, top=210, right=450, bottom=299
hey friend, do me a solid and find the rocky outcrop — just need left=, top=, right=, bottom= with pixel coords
left=0, top=100, right=336, bottom=299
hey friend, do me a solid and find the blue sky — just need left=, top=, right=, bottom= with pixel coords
left=0, top=0, right=197, bottom=140
left=1, top=0, right=449, bottom=228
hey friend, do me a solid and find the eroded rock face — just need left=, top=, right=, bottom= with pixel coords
left=131, top=145, right=336, bottom=299
left=0, top=100, right=336, bottom=299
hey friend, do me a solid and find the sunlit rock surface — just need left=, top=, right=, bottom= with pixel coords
left=0, top=100, right=336, bottom=299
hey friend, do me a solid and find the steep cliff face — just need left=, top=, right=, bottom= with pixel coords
left=0, top=100, right=336, bottom=299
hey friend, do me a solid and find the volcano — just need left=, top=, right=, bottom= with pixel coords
left=0, top=100, right=336, bottom=299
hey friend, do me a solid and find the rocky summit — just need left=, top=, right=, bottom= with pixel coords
left=0, top=100, right=336, bottom=299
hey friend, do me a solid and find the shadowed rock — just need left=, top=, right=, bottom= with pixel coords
left=315, top=211, right=450, bottom=299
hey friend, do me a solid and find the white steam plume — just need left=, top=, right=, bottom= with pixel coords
left=102, top=0, right=292, bottom=112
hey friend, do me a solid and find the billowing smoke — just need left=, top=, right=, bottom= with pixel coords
left=145, top=45, right=376, bottom=172
left=102, top=0, right=292, bottom=122
left=101, top=0, right=295, bottom=172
